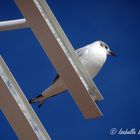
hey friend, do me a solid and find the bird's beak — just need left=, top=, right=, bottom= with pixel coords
left=108, top=51, right=117, bottom=56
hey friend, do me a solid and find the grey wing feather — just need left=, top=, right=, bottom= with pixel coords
left=76, top=47, right=88, bottom=59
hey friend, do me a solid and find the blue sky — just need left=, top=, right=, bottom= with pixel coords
left=0, top=0, right=140, bottom=140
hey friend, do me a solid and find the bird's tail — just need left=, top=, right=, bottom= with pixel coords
left=29, top=77, right=66, bottom=108
left=29, top=94, right=45, bottom=108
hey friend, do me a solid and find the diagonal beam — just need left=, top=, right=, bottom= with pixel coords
left=38, top=0, right=103, bottom=101
left=14, top=0, right=103, bottom=119
left=0, top=56, right=51, bottom=140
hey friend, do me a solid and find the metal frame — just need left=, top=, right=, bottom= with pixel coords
left=0, top=0, right=104, bottom=139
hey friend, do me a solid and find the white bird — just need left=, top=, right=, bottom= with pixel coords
left=29, top=40, right=116, bottom=107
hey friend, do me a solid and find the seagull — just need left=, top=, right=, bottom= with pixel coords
left=29, top=40, right=116, bottom=107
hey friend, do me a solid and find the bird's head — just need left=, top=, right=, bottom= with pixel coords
left=95, top=40, right=116, bottom=57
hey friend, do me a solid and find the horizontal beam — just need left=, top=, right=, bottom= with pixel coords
left=0, top=18, right=28, bottom=31
left=0, top=56, right=51, bottom=140
left=15, top=0, right=102, bottom=119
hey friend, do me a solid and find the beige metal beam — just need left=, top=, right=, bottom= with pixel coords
left=0, top=56, right=51, bottom=140
left=14, top=0, right=103, bottom=119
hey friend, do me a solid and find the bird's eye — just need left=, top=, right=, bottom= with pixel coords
left=105, top=45, right=108, bottom=49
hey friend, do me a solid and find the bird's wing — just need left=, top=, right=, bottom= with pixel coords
left=52, top=74, right=59, bottom=84
left=76, top=47, right=89, bottom=59
left=52, top=47, right=89, bottom=84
